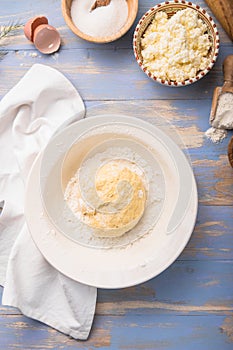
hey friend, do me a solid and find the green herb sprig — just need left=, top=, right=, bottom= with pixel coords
left=0, top=22, right=22, bottom=60
left=0, top=23, right=22, bottom=39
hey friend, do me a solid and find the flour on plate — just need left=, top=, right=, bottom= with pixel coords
left=63, top=146, right=165, bottom=249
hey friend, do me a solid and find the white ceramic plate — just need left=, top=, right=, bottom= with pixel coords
left=25, top=115, right=198, bottom=288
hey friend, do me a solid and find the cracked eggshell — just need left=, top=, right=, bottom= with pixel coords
left=33, top=24, right=61, bottom=54
left=24, top=16, right=48, bottom=41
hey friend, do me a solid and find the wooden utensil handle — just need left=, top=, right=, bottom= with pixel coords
left=204, top=0, right=233, bottom=40
left=223, top=55, right=233, bottom=83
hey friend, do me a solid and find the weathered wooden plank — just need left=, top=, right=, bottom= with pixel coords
left=1, top=207, right=232, bottom=317
left=182, top=205, right=233, bottom=260
left=0, top=95, right=232, bottom=206
left=96, top=260, right=233, bottom=316
left=193, top=156, right=233, bottom=205
left=0, top=45, right=232, bottom=101
left=86, top=100, right=233, bottom=205
left=0, top=314, right=232, bottom=349
left=85, top=99, right=219, bottom=147
left=1, top=260, right=233, bottom=315
left=85, top=100, right=233, bottom=205
left=0, top=1, right=232, bottom=348
left=0, top=0, right=231, bottom=51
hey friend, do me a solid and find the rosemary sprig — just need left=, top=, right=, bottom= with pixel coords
left=0, top=51, right=7, bottom=60
left=0, top=22, right=22, bottom=41
left=0, top=22, right=22, bottom=60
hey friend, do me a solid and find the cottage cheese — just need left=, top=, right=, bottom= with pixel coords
left=141, top=8, right=213, bottom=81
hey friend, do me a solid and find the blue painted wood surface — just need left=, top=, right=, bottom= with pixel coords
left=0, top=0, right=233, bottom=348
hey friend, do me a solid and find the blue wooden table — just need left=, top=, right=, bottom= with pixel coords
left=0, top=0, right=233, bottom=348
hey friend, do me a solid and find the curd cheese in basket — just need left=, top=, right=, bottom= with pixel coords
left=141, top=8, right=213, bottom=81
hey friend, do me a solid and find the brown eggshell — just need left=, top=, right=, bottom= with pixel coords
left=33, top=24, right=61, bottom=54
left=24, top=16, right=48, bottom=41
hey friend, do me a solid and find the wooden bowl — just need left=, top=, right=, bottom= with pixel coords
left=133, top=0, right=220, bottom=87
left=61, top=0, right=138, bottom=43
left=228, top=136, right=233, bottom=168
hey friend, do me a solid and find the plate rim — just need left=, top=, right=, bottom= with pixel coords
left=25, top=115, right=198, bottom=288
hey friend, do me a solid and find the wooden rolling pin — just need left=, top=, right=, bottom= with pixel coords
left=205, top=0, right=233, bottom=41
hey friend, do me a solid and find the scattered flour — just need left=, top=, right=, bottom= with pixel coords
left=29, top=52, right=38, bottom=58
left=205, top=127, right=227, bottom=143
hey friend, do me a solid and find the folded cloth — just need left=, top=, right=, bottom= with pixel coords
left=0, top=64, right=97, bottom=339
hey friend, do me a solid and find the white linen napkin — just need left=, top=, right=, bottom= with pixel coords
left=0, top=64, right=97, bottom=339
